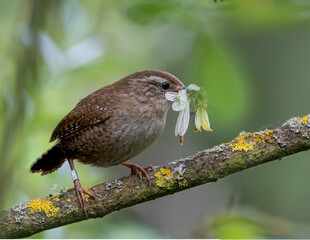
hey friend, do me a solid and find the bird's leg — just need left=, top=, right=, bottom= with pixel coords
left=68, top=158, right=95, bottom=218
left=122, top=162, right=155, bottom=186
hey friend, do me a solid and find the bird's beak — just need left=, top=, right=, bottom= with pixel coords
left=173, top=85, right=186, bottom=93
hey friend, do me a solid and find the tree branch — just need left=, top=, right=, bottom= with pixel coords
left=1, top=115, right=310, bottom=238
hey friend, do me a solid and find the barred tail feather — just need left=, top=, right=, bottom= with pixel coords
left=30, top=144, right=66, bottom=175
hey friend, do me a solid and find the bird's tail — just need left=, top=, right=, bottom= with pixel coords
left=30, top=143, right=66, bottom=175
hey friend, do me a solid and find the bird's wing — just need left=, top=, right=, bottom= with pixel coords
left=50, top=87, right=117, bottom=142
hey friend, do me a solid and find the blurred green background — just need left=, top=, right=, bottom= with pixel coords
left=1, top=0, right=310, bottom=238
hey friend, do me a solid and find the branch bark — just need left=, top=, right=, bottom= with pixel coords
left=1, top=115, right=310, bottom=238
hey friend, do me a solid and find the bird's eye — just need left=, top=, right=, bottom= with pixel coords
left=162, top=82, right=170, bottom=90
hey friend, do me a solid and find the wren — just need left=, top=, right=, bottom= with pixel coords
left=30, top=70, right=185, bottom=216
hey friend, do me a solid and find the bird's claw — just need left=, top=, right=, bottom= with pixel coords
left=72, top=180, right=95, bottom=218
left=122, top=162, right=155, bottom=186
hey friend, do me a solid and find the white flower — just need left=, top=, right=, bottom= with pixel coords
left=166, top=83, right=212, bottom=145
left=195, top=104, right=212, bottom=132
left=165, top=90, right=190, bottom=136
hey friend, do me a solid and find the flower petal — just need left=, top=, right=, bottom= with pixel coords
left=177, top=89, right=188, bottom=102
left=195, top=107, right=212, bottom=132
left=175, top=103, right=190, bottom=136
left=195, top=110, right=202, bottom=132
left=187, top=84, right=200, bottom=91
left=165, top=92, right=178, bottom=102
left=172, top=100, right=187, bottom=111
left=178, top=103, right=190, bottom=136
left=201, top=108, right=212, bottom=132
left=175, top=111, right=183, bottom=136
left=172, top=101, right=181, bottom=111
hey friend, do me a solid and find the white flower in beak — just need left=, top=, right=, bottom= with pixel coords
left=165, top=83, right=212, bottom=145
left=165, top=90, right=190, bottom=137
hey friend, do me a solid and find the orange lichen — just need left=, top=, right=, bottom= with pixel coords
left=300, top=115, right=309, bottom=125
left=256, top=130, right=275, bottom=145
left=229, top=130, right=275, bottom=152
left=27, top=198, right=59, bottom=217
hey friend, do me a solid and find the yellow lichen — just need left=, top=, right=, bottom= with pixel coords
left=300, top=115, right=309, bottom=125
left=66, top=198, right=71, bottom=202
left=156, top=168, right=172, bottom=179
left=84, top=186, right=92, bottom=198
left=51, top=194, right=60, bottom=202
left=155, top=168, right=174, bottom=189
left=229, top=133, right=255, bottom=152
left=155, top=168, right=187, bottom=189
left=229, top=130, right=275, bottom=152
left=27, top=198, right=59, bottom=217
left=84, top=186, right=91, bottom=192
left=73, top=186, right=93, bottom=198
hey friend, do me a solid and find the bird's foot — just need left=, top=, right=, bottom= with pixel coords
left=68, top=180, right=95, bottom=218
left=122, top=162, right=155, bottom=186
left=67, top=158, right=95, bottom=218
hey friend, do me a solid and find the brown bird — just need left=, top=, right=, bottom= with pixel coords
left=30, top=69, right=185, bottom=216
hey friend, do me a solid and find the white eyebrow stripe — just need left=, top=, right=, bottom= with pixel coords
left=138, top=75, right=166, bottom=83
